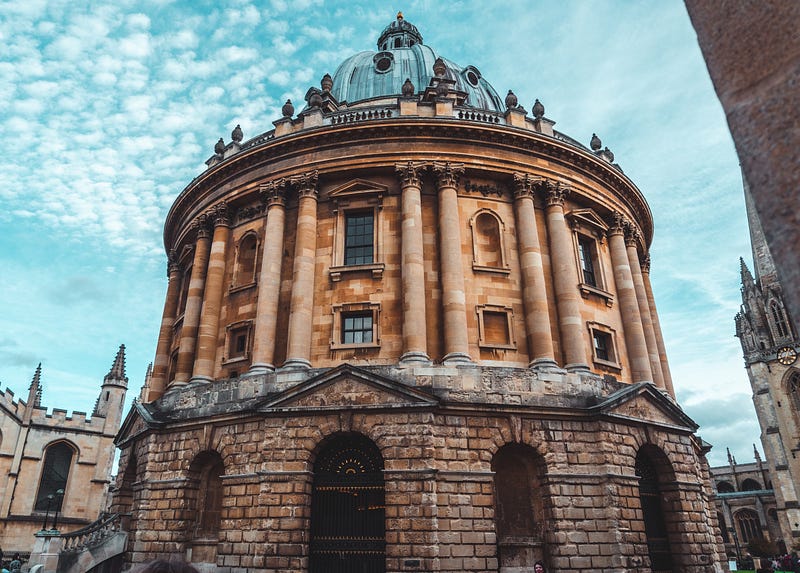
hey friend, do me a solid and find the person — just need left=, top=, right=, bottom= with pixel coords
left=8, top=554, right=20, bottom=572
left=1, top=561, right=9, bottom=573
left=133, top=560, right=201, bottom=573
left=534, top=561, right=546, bottom=573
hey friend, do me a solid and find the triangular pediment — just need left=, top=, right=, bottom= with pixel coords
left=566, top=208, right=609, bottom=234
left=591, top=382, right=697, bottom=431
left=259, top=364, right=438, bottom=412
left=328, top=179, right=390, bottom=200
left=115, top=401, right=158, bottom=446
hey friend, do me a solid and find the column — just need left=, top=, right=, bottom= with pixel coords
left=512, top=173, right=556, bottom=368
left=192, top=203, right=231, bottom=382
left=641, top=256, right=676, bottom=397
left=607, top=212, right=652, bottom=383
left=542, top=181, right=589, bottom=371
left=148, top=251, right=181, bottom=400
left=173, top=217, right=212, bottom=386
left=625, top=228, right=666, bottom=389
left=396, top=162, right=429, bottom=364
left=433, top=162, right=472, bottom=364
left=250, top=180, right=288, bottom=374
left=284, top=171, right=319, bottom=369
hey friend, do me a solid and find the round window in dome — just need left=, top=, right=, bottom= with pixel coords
left=373, top=51, right=394, bottom=74
left=464, top=66, right=482, bottom=87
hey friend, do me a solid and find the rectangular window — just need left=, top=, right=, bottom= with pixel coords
left=477, top=304, right=516, bottom=350
left=578, top=236, right=597, bottom=287
left=344, top=212, right=374, bottom=265
left=225, top=322, right=252, bottom=362
left=342, top=312, right=373, bottom=344
left=593, top=331, right=611, bottom=361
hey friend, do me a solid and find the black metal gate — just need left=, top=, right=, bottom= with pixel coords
left=636, top=454, right=674, bottom=573
left=310, top=434, right=385, bottom=573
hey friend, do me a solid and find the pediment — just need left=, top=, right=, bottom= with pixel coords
left=115, top=402, right=157, bottom=446
left=328, top=179, right=390, bottom=201
left=591, top=382, right=697, bottom=431
left=566, top=208, right=609, bottom=234
left=259, top=365, right=438, bottom=412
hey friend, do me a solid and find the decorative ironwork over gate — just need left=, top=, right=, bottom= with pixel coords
left=636, top=454, right=674, bottom=573
left=310, top=434, right=386, bottom=573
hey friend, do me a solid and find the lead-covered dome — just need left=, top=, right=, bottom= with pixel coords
left=330, top=13, right=504, bottom=112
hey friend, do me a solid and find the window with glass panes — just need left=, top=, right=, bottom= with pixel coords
left=593, top=331, right=611, bottom=361
left=578, top=236, right=597, bottom=287
left=344, top=213, right=374, bottom=265
left=342, top=312, right=373, bottom=344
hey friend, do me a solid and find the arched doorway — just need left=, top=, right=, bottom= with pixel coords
left=310, top=434, right=385, bottom=573
left=636, top=450, right=674, bottom=573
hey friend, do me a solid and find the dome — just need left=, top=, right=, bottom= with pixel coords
left=329, top=14, right=504, bottom=112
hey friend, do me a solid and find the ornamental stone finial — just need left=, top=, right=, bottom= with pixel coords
left=432, top=162, right=464, bottom=190
left=214, top=138, right=225, bottom=155
left=309, top=90, right=323, bottom=108
left=433, top=57, right=446, bottom=78
left=282, top=99, right=295, bottom=118
left=532, top=98, right=545, bottom=120
left=402, top=77, right=415, bottom=97
left=505, top=90, right=518, bottom=109
left=590, top=133, right=602, bottom=151
left=321, top=73, right=333, bottom=92
left=231, top=124, right=243, bottom=143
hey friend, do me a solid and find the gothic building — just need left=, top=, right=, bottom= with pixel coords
left=735, top=175, right=800, bottom=552
left=0, top=346, right=127, bottom=555
left=113, top=15, right=726, bottom=572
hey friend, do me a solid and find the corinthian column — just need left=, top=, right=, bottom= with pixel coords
left=607, top=213, right=652, bottom=383
left=148, top=251, right=181, bottom=400
left=433, top=162, right=472, bottom=364
left=542, top=182, right=588, bottom=371
left=250, top=180, right=287, bottom=374
left=625, top=228, right=665, bottom=389
left=642, top=256, right=675, bottom=397
left=396, top=162, right=429, bottom=364
left=284, top=171, right=319, bottom=369
left=173, top=217, right=212, bottom=386
left=192, top=203, right=231, bottom=383
left=513, top=174, right=556, bottom=368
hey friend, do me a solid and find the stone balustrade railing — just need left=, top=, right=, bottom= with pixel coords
left=60, top=512, right=128, bottom=553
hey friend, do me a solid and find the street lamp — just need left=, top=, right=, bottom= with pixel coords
left=51, top=489, right=65, bottom=531
left=40, top=494, right=54, bottom=531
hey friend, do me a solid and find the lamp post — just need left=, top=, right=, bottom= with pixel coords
left=51, top=489, right=65, bottom=531
left=41, top=494, right=54, bottom=531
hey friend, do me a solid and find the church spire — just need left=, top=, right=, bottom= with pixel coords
left=743, top=170, right=778, bottom=285
left=740, top=257, right=755, bottom=291
left=27, top=363, right=43, bottom=408
left=104, top=344, right=128, bottom=386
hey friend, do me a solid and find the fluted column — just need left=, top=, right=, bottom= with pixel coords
left=284, top=171, right=319, bottom=369
left=543, top=182, right=589, bottom=371
left=625, top=227, right=665, bottom=389
left=433, top=162, right=472, bottom=364
left=148, top=252, right=181, bottom=400
left=192, top=203, right=231, bottom=383
left=173, top=217, right=212, bottom=386
left=642, top=256, right=675, bottom=397
left=397, top=162, right=430, bottom=364
left=607, top=213, right=652, bottom=382
left=513, top=174, right=556, bottom=368
left=250, top=180, right=287, bottom=374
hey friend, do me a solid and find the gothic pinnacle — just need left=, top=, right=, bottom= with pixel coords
left=105, top=344, right=128, bottom=384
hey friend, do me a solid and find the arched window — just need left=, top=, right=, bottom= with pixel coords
left=233, top=233, right=258, bottom=287
left=770, top=300, right=790, bottom=339
left=35, top=442, right=75, bottom=511
left=741, top=478, right=762, bottom=491
left=735, top=509, right=762, bottom=544
left=186, top=450, right=225, bottom=565
left=787, top=371, right=800, bottom=411
left=492, top=444, right=549, bottom=569
left=716, top=481, right=735, bottom=493
left=310, top=434, right=385, bottom=573
left=470, top=210, right=507, bottom=272
left=636, top=449, right=674, bottom=572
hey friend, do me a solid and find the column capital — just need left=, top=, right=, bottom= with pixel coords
left=192, top=213, right=213, bottom=240
left=624, top=222, right=641, bottom=248
left=259, top=179, right=288, bottom=208
left=607, top=211, right=628, bottom=236
left=292, top=170, right=319, bottom=200
left=543, top=181, right=570, bottom=207
left=512, top=172, right=537, bottom=200
left=641, top=253, right=651, bottom=274
left=210, top=202, right=232, bottom=227
left=167, top=249, right=180, bottom=276
left=432, top=161, right=464, bottom=190
left=395, top=161, right=424, bottom=188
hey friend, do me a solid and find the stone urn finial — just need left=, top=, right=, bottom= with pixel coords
left=505, top=90, right=518, bottom=110
left=282, top=99, right=294, bottom=117
left=532, top=98, right=545, bottom=120
left=214, top=138, right=225, bottom=155
left=590, top=133, right=602, bottom=151
left=603, top=146, right=615, bottom=162
left=309, top=90, right=323, bottom=108
left=321, top=73, right=333, bottom=92
left=402, top=78, right=415, bottom=97
left=433, top=57, right=446, bottom=78
left=231, top=124, right=243, bottom=143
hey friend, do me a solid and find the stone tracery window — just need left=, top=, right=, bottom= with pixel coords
left=35, top=441, right=75, bottom=511
left=770, top=299, right=791, bottom=339
left=787, top=371, right=800, bottom=411
left=735, top=509, right=762, bottom=544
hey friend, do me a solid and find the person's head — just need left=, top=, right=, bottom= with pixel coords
left=133, top=560, right=200, bottom=573
left=534, top=561, right=545, bottom=573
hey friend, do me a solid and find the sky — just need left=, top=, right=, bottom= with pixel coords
left=0, top=0, right=757, bottom=467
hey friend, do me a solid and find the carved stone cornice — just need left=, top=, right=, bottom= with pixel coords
left=292, top=170, right=319, bottom=200
left=432, top=161, right=464, bottom=190
left=211, top=202, right=232, bottom=227
left=192, top=214, right=213, bottom=240
left=543, top=181, right=570, bottom=208
left=259, top=179, right=288, bottom=208
left=395, top=161, right=424, bottom=188
left=607, top=211, right=627, bottom=237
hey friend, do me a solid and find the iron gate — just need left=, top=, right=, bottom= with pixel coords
left=310, top=434, right=385, bottom=573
